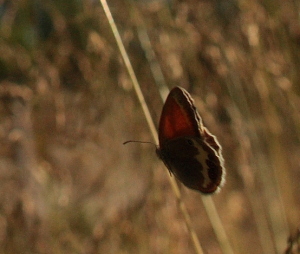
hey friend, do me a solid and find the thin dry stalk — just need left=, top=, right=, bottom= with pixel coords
left=99, top=0, right=234, bottom=253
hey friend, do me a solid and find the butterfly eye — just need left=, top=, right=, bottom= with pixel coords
left=186, top=138, right=194, bottom=146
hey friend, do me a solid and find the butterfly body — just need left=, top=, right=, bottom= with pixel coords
left=157, top=87, right=225, bottom=194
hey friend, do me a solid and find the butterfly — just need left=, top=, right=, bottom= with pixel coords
left=156, top=86, right=225, bottom=194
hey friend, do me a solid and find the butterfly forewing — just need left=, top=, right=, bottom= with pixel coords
left=158, top=87, right=203, bottom=144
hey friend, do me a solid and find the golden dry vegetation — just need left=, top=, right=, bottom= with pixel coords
left=0, top=0, right=300, bottom=253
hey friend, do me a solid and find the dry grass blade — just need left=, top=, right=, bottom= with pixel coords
left=99, top=1, right=205, bottom=253
left=128, top=3, right=234, bottom=254
left=99, top=0, right=234, bottom=253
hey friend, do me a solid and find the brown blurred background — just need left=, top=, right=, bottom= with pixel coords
left=0, top=0, right=300, bottom=253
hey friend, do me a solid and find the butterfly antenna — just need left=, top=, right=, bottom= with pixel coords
left=123, top=140, right=156, bottom=146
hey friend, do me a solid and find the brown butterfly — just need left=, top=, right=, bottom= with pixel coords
left=156, top=86, right=225, bottom=193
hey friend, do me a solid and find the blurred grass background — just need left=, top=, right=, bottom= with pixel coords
left=0, top=0, right=300, bottom=253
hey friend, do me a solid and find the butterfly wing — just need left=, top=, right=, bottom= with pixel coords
left=158, top=136, right=224, bottom=193
left=157, top=86, right=225, bottom=193
left=158, top=87, right=203, bottom=145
